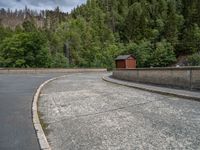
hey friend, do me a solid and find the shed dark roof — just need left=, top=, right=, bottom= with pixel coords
left=115, top=55, right=135, bottom=60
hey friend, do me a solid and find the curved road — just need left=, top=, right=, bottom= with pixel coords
left=0, top=73, right=65, bottom=150
left=39, top=73, right=200, bottom=150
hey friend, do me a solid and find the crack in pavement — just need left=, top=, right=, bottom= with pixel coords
left=47, top=99, right=160, bottom=124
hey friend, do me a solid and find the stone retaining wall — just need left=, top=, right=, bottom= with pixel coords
left=113, top=67, right=200, bottom=90
left=0, top=68, right=107, bottom=74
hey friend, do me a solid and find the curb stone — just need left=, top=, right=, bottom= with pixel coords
left=102, top=76, right=200, bottom=101
left=32, top=75, right=66, bottom=150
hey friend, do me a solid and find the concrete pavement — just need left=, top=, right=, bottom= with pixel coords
left=39, top=73, right=200, bottom=150
left=103, top=76, right=200, bottom=101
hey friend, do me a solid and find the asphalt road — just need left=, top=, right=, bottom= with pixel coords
left=39, top=73, right=200, bottom=150
left=0, top=73, right=65, bottom=150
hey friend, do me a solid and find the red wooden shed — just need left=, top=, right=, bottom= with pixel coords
left=115, top=55, right=136, bottom=69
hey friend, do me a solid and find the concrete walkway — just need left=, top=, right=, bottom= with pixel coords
left=39, top=73, right=200, bottom=150
left=0, top=74, right=65, bottom=150
left=103, top=76, right=200, bottom=101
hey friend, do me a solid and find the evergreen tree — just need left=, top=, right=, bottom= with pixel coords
left=1, top=0, right=200, bottom=68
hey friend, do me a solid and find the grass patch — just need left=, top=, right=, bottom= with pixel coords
left=38, top=110, right=52, bottom=136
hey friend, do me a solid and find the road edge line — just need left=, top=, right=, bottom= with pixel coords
left=32, top=75, right=66, bottom=150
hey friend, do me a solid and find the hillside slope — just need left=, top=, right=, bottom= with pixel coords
left=0, top=0, right=200, bottom=68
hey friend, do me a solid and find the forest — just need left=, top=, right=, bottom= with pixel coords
left=0, top=0, right=200, bottom=68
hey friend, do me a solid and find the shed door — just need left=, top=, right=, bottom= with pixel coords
left=116, top=60, right=126, bottom=68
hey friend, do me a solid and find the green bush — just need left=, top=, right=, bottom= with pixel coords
left=0, top=56, right=4, bottom=67
left=124, top=41, right=152, bottom=68
left=188, top=53, right=200, bottom=66
left=150, top=40, right=177, bottom=67
left=0, top=32, right=51, bottom=68
left=51, top=53, right=69, bottom=68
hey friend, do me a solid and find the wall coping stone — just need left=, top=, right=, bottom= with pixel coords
left=115, top=66, right=200, bottom=71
